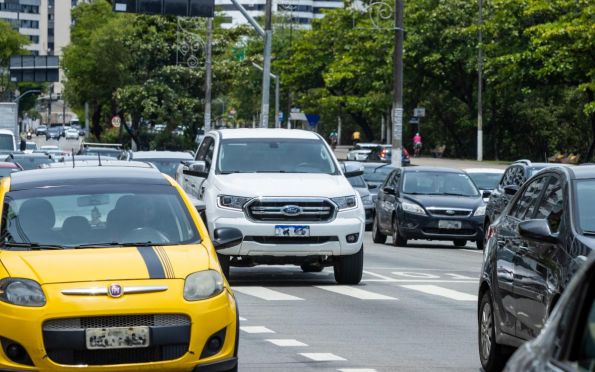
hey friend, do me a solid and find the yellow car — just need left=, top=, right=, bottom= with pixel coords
left=0, top=164, right=242, bottom=371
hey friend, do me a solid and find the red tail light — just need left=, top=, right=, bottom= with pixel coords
left=486, top=225, right=495, bottom=241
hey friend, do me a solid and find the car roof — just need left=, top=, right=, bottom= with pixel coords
left=8, top=166, right=167, bottom=191
left=216, top=128, right=320, bottom=140
left=45, top=160, right=152, bottom=169
left=131, top=151, right=193, bottom=160
left=9, top=153, right=50, bottom=158
left=569, top=165, right=595, bottom=180
left=464, top=168, right=504, bottom=174
left=403, top=166, right=465, bottom=173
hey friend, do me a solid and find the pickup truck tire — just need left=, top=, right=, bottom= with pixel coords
left=333, top=245, right=363, bottom=284
left=218, top=254, right=230, bottom=279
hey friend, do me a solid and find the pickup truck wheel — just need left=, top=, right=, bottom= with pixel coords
left=371, top=216, right=387, bottom=244
left=301, top=262, right=324, bottom=273
left=333, top=245, right=363, bottom=285
left=218, top=254, right=230, bottom=279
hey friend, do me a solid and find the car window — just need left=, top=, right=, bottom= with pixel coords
left=392, top=170, right=401, bottom=189
left=382, top=170, right=396, bottom=188
left=534, top=177, right=564, bottom=233
left=509, top=176, right=548, bottom=220
left=348, top=175, right=367, bottom=188
left=402, top=171, right=479, bottom=196
left=195, top=136, right=214, bottom=161
left=467, top=172, right=502, bottom=190
left=576, top=180, right=595, bottom=235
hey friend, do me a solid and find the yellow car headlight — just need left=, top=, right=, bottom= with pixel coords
left=0, top=278, right=46, bottom=307
left=184, top=270, right=224, bottom=301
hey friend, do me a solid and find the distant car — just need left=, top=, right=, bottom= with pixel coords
left=367, top=147, right=411, bottom=166
left=35, top=125, right=47, bottom=136
left=478, top=165, right=595, bottom=371
left=123, top=151, right=194, bottom=178
left=484, top=160, right=561, bottom=239
left=4, top=153, right=54, bottom=170
left=505, top=254, right=594, bottom=372
left=65, top=128, right=80, bottom=140
left=45, top=126, right=62, bottom=140
left=0, top=161, right=22, bottom=177
left=71, top=124, right=85, bottom=136
left=347, top=143, right=386, bottom=161
left=23, top=141, right=38, bottom=154
left=373, top=166, right=486, bottom=249
left=464, top=168, right=504, bottom=202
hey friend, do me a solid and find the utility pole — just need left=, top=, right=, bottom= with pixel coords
left=204, top=17, right=213, bottom=132
left=260, top=0, right=273, bottom=128
left=84, top=101, right=89, bottom=137
left=391, top=0, right=404, bottom=167
left=477, top=0, right=484, bottom=161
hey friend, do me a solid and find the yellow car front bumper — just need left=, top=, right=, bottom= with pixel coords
left=0, top=279, right=237, bottom=372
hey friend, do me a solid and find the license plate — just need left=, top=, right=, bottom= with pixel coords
left=86, top=326, right=150, bottom=350
left=275, top=225, right=310, bottom=237
left=438, top=220, right=462, bottom=229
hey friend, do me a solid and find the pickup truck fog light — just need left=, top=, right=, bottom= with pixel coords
left=346, top=233, right=359, bottom=243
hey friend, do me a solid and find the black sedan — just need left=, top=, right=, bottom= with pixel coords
left=372, top=166, right=486, bottom=249
left=478, top=165, right=595, bottom=372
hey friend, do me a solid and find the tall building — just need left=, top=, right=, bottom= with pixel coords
left=0, top=0, right=46, bottom=55
left=217, top=0, right=343, bottom=29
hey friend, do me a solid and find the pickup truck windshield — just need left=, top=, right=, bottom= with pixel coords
left=218, top=138, right=338, bottom=174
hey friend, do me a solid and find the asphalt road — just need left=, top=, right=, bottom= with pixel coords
left=233, top=233, right=483, bottom=372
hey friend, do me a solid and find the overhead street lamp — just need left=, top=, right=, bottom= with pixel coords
left=252, top=63, right=280, bottom=129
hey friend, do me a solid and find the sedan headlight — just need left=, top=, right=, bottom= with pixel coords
left=474, top=205, right=486, bottom=216
left=184, top=270, right=224, bottom=301
left=332, top=195, right=357, bottom=210
left=401, top=201, right=426, bottom=215
left=218, top=195, right=252, bottom=210
left=0, top=278, right=46, bottom=307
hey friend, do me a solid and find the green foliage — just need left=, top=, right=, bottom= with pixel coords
left=0, top=20, right=31, bottom=100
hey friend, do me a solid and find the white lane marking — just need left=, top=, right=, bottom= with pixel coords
left=316, top=285, right=397, bottom=300
left=233, top=286, right=303, bottom=301
left=363, top=279, right=476, bottom=283
left=445, top=273, right=477, bottom=280
left=363, top=270, right=398, bottom=282
left=401, top=285, right=477, bottom=301
left=338, top=369, right=378, bottom=372
left=239, top=317, right=247, bottom=321
left=392, top=271, right=440, bottom=279
left=240, top=326, right=275, bottom=334
left=266, top=339, right=308, bottom=347
left=462, top=249, right=483, bottom=254
left=300, top=353, right=346, bottom=362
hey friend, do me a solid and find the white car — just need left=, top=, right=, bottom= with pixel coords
left=347, top=143, right=388, bottom=161
left=23, top=141, right=38, bottom=154
left=178, top=129, right=366, bottom=284
left=464, top=168, right=505, bottom=202
left=65, top=128, right=80, bottom=140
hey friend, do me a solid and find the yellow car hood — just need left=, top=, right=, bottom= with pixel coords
left=0, top=245, right=211, bottom=284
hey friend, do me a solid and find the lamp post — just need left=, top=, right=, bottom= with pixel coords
left=14, top=89, right=41, bottom=134
left=477, top=0, right=484, bottom=161
left=252, top=63, right=280, bottom=129
left=391, top=0, right=404, bottom=167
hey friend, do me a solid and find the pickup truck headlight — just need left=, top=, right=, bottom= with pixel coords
left=401, top=201, right=426, bottom=215
left=184, top=270, right=224, bottom=301
left=332, top=195, right=357, bottom=210
left=474, top=205, right=486, bottom=216
left=218, top=195, right=252, bottom=210
left=0, top=278, right=46, bottom=307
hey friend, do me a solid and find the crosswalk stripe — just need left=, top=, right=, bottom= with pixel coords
left=233, top=286, right=304, bottom=301
left=316, top=285, right=397, bottom=300
left=240, top=326, right=275, bottom=334
left=300, top=353, right=346, bottom=361
left=338, top=369, right=378, bottom=372
left=400, top=285, right=477, bottom=301
left=266, top=339, right=308, bottom=347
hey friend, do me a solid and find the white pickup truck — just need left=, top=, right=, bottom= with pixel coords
left=177, top=129, right=365, bottom=284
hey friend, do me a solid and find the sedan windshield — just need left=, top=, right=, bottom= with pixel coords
left=1, top=184, right=200, bottom=249
left=218, top=138, right=338, bottom=174
left=363, top=165, right=395, bottom=183
left=467, top=172, right=502, bottom=190
left=402, top=171, right=479, bottom=196
left=576, top=179, right=595, bottom=234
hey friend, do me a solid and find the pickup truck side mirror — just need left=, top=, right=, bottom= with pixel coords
left=183, top=161, right=208, bottom=178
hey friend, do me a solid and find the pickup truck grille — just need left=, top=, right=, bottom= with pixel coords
left=245, top=198, right=336, bottom=222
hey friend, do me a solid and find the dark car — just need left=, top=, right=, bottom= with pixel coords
left=122, top=151, right=194, bottom=178
left=362, top=163, right=397, bottom=202
left=372, top=166, right=486, bottom=248
left=347, top=174, right=374, bottom=229
left=367, top=146, right=411, bottom=166
left=45, top=126, right=62, bottom=140
left=35, top=125, right=47, bottom=136
left=505, top=254, right=594, bottom=372
left=484, top=160, right=558, bottom=236
left=477, top=165, right=595, bottom=372
left=5, top=153, right=54, bottom=170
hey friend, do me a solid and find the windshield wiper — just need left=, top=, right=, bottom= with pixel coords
left=441, top=192, right=472, bottom=197
left=73, top=241, right=157, bottom=248
left=254, top=170, right=286, bottom=173
left=220, top=170, right=242, bottom=174
left=1, top=242, right=65, bottom=250
left=373, top=163, right=390, bottom=172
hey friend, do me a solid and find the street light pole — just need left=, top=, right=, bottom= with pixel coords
left=260, top=0, right=273, bottom=128
left=391, top=0, right=404, bottom=167
left=204, top=17, right=213, bottom=132
left=477, top=0, right=484, bottom=161
left=252, top=63, right=279, bottom=129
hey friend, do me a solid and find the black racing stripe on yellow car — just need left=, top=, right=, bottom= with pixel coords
left=137, top=246, right=166, bottom=279
left=155, top=246, right=175, bottom=279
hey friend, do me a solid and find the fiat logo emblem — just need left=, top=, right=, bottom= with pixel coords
left=108, top=284, right=123, bottom=298
left=282, top=205, right=302, bottom=216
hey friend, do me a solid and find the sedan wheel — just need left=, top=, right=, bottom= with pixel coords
left=392, top=218, right=407, bottom=247
left=478, top=291, right=510, bottom=371
left=372, top=216, right=387, bottom=244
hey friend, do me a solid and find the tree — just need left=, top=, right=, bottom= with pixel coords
left=0, top=20, right=30, bottom=100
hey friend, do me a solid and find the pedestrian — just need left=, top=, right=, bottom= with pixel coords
left=20, top=138, right=26, bottom=152
left=413, top=132, right=422, bottom=157
left=352, top=130, right=361, bottom=147
left=329, top=130, right=338, bottom=150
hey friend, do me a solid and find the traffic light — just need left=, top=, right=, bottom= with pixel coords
left=112, top=0, right=214, bottom=18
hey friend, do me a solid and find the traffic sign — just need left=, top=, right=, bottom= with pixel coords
left=414, top=107, right=426, bottom=117
left=9, top=55, right=59, bottom=83
left=306, top=114, right=320, bottom=128
left=112, top=0, right=214, bottom=18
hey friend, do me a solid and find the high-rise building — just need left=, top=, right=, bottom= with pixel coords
left=0, top=0, right=45, bottom=55
left=217, top=0, right=344, bottom=29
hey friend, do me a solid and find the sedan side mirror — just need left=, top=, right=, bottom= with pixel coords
left=212, top=228, right=243, bottom=251
left=518, top=219, right=558, bottom=244
left=383, top=185, right=397, bottom=196
left=183, top=160, right=208, bottom=178
left=503, top=184, right=519, bottom=196
left=482, top=190, right=492, bottom=199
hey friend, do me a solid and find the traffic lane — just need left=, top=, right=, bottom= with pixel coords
left=234, top=233, right=482, bottom=371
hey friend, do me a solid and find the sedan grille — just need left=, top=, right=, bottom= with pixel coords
left=426, top=208, right=472, bottom=217
left=246, top=198, right=336, bottom=222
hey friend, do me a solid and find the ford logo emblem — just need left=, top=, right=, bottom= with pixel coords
left=282, top=205, right=302, bottom=216
left=446, top=210, right=456, bottom=215
left=108, top=284, right=123, bottom=298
